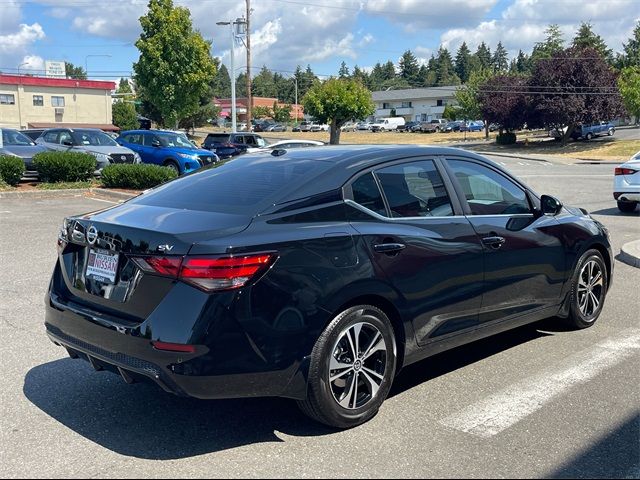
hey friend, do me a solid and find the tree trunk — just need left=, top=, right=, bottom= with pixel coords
left=561, top=123, right=575, bottom=146
left=330, top=120, right=341, bottom=145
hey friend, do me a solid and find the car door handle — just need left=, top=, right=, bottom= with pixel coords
left=373, top=243, right=406, bottom=254
left=482, top=236, right=506, bottom=249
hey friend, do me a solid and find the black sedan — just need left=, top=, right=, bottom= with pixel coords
left=46, top=146, right=613, bottom=428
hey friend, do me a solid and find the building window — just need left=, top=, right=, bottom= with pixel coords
left=0, top=94, right=15, bottom=105
left=382, top=102, right=391, bottom=109
left=401, top=101, right=412, bottom=108
left=436, top=99, right=445, bottom=107
left=33, top=95, right=44, bottom=106
left=51, top=96, right=65, bottom=107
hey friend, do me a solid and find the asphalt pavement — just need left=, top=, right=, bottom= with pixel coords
left=0, top=157, right=638, bottom=478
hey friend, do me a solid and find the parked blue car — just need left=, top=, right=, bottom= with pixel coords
left=460, top=121, right=484, bottom=132
left=117, top=130, right=219, bottom=175
left=571, top=122, right=615, bottom=140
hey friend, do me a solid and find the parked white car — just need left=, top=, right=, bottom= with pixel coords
left=370, top=117, right=406, bottom=132
left=614, top=151, right=640, bottom=212
left=309, top=124, right=329, bottom=132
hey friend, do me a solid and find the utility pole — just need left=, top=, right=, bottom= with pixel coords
left=245, top=0, right=252, bottom=128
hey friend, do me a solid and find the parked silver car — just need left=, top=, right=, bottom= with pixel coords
left=36, top=128, right=140, bottom=174
left=0, top=128, right=48, bottom=178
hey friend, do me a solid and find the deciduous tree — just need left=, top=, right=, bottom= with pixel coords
left=303, top=78, right=374, bottom=144
left=133, top=0, right=216, bottom=128
left=618, top=66, right=640, bottom=124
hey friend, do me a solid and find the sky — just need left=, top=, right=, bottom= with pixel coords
left=1, top=0, right=638, bottom=82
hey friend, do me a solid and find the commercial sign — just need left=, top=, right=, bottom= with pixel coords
left=45, top=61, right=66, bottom=78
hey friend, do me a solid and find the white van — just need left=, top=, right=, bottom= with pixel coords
left=370, top=117, right=406, bottom=132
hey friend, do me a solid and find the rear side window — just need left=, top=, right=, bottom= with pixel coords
left=351, top=173, right=386, bottom=216
left=131, top=156, right=333, bottom=214
left=207, top=134, right=229, bottom=144
left=375, top=160, right=454, bottom=217
left=122, top=134, right=143, bottom=145
left=43, top=131, right=58, bottom=143
left=448, top=159, right=531, bottom=215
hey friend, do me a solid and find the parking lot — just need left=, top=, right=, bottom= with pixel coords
left=0, top=156, right=638, bottom=478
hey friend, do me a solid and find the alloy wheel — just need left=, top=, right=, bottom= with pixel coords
left=577, top=259, right=604, bottom=319
left=328, top=322, right=387, bottom=410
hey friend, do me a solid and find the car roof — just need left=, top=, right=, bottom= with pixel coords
left=240, top=144, right=518, bottom=205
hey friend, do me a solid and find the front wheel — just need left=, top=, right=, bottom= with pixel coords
left=586, top=132, right=593, bottom=140
left=163, top=160, right=180, bottom=176
left=565, top=249, right=608, bottom=329
left=608, top=128, right=615, bottom=136
left=297, top=305, right=397, bottom=428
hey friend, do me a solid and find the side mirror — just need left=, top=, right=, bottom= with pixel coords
left=62, top=140, right=74, bottom=147
left=540, top=194, right=563, bottom=216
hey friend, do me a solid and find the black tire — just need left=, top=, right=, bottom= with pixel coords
left=617, top=201, right=638, bottom=213
left=586, top=132, right=593, bottom=140
left=163, top=160, right=180, bottom=175
left=608, top=128, right=615, bottom=136
left=297, top=305, right=397, bottom=429
left=564, top=249, right=608, bottom=329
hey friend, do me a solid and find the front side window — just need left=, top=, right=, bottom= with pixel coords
left=0, top=94, right=15, bottom=105
left=42, top=131, right=59, bottom=143
left=375, top=160, right=454, bottom=218
left=51, top=96, right=65, bottom=107
left=448, top=159, right=531, bottom=215
left=58, top=131, right=73, bottom=145
left=33, top=95, right=44, bottom=106
left=351, top=172, right=386, bottom=216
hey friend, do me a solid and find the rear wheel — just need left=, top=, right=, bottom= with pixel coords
left=565, top=249, right=608, bottom=329
left=298, top=305, right=397, bottom=428
left=586, top=132, right=593, bottom=140
left=617, top=201, right=638, bottom=213
left=608, top=128, right=615, bottom=136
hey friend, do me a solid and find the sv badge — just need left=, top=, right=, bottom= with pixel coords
left=157, top=244, right=175, bottom=253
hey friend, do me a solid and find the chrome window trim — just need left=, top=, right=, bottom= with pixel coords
left=345, top=199, right=465, bottom=221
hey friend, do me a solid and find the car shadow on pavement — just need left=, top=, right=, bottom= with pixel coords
left=389, top=318, right=566, bottom=399
left=590, top=207, right=640, bottom=217
left=23, top=360, right=333, bottom=460
left=24, top=317, right=566, bottom=460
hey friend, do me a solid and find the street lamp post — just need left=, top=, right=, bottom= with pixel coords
left=217, top=18, right=246, bottom=133
left=84, top=54, right=112, bottom=78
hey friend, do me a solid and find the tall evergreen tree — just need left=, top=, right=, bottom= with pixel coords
left=423, top=55, right=438, bottom=87
left=382, top=60, right=397, bottom=81
left=455, top=42, right=473, bottom=83
left=369, top=63, right=385, bottom=90
left=515, top=50, right=530, bottom=74
left=492, top=41, right=509, bottom=72
left=399, top=50, right=421, bottom=86
left=252, top=65, right=277, bottom=98
left=572, top=22, right=613, bottom=63
left=352, top=65, right=369, bottom=87
left=474, top=42, right=492, bottom=70
left=338, top=61, right=350, bottom=78
left=435, top=47, right=460, bottom=86
left=618, top=21, right=640, bottom=68
left=213, top=63, right=231, bottom=98
left=531, top=24, right=565, bottom=65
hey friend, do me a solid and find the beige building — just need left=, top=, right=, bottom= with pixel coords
left=372, top=86, right=459, bottom=122
left=0, top=74, right=116, bottom=130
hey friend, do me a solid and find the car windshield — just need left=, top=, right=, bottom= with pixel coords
left=158, top=133, right=196, bottom=149
left=71, top=130, right=118, bottom=147
left=1, top=129, right=35, bottom=146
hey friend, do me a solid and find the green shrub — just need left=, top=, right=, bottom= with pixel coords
left=101, top=164, right=178, bottom=190
left=0, top=155, right=25, bottom=186
left=496, top=132, right=517, bottom=145
left=33, top=151, right=97, bottom=182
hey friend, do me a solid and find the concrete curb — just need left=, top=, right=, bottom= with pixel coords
left=619, top=240, right=640, bottom=269
left=0, top=187, right=137, bottom=202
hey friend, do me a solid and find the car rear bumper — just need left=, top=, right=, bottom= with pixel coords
left=614, top=191, right=640, bottom=202
left=44, top=291, right=310, bottom=401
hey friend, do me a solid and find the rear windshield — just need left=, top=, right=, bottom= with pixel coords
left=129, top=154, right=333, bottom=214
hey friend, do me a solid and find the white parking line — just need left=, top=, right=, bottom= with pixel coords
left=440, top=329, right=640, bottom=438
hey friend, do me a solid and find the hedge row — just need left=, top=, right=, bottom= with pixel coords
left=101, top=164, right=178, bottom=190
left=0, top=155, right=25, bottom=186
left=33, top=151, right=97, bottom=183
left=496, top=132, right=517, bottom=145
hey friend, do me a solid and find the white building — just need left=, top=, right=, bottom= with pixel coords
left=371, top=86, right=459, bottom=122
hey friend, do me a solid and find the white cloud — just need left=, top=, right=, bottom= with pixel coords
left=20, top=55, right=46, bottom=72
left=0, top=23, right=46, bottom=69
left=440, top=0, right=639, bottom=57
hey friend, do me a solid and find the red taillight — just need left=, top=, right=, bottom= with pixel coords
left=131, top=253, right=276, bottom=291
left=132, top=256, right=182, bottom=277
left=180, top=254, right=275, bottom=291
left=152, top=341, right=196, bottom=353
left=615, top=167, right=638, bottom=175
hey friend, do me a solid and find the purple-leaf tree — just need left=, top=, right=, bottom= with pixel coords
left=528, top=47, right=625, bottom=145
left=479, top=75, right=530, bottom=136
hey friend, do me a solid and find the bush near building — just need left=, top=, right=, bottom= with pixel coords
left=101, top=164, right=177, bottom=190
left=33, top=152, right=96, bottom=183
left=0, top=155, right=25, bottom=186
